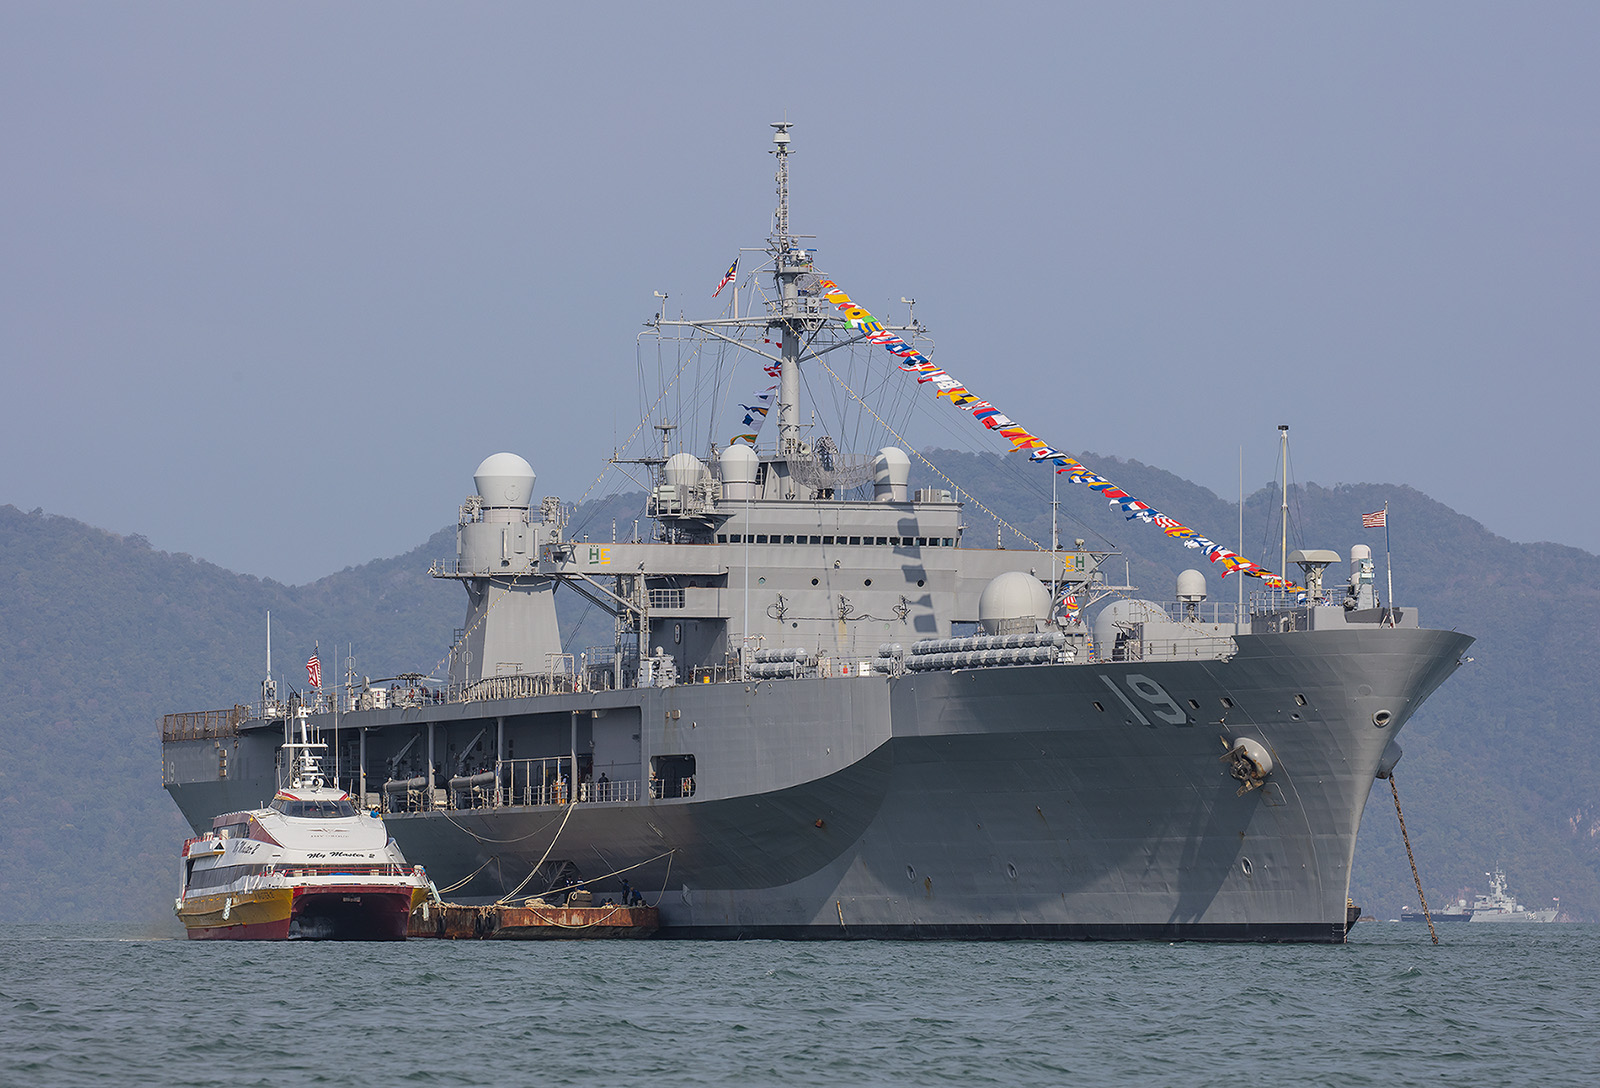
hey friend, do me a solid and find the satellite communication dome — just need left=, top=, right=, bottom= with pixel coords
left=664, top=452, right=710, bottom=488
left=977, top=571, right=1051, bottom=634
left=473, top=452, right=536, bottom=509
left=1176, top=569, right=1207, bottom=603
left=720, top=443, right=759, bottom=500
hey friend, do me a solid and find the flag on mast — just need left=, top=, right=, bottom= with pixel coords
left=1362, top=509, right=1387, bottom=528
left=307, top=650, right=322, bottom=689
left=713, top=257, right=738, bottom=297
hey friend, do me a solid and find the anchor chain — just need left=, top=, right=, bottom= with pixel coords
left=1390, top=775, right=1438, bottom=945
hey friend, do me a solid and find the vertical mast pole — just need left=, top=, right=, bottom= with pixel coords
left=1278, top=424, right=1289, bottom=595
left=1384, top=500, right=1395, bottom=625
left=1238, top=447, right=1245, bottom=621
left=1051, top=470, right=1060, bottom=600
left=771, top=122, right=801, bottom=464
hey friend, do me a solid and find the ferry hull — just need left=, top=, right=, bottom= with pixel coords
left=178, top=884, right=420, bottom=941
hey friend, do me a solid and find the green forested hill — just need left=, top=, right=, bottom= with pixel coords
left=2, top=452, right=1595, bottom=925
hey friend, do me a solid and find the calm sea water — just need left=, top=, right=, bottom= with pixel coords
left=3, top=923, right=1597, bottom=1087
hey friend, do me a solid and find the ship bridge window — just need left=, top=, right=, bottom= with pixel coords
left=270, top=798, right=357, bottom=819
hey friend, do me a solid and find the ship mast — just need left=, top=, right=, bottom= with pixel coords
left=1278, top=424, right=1290, bottom=588
left=771, top=121, right=803, bottom=466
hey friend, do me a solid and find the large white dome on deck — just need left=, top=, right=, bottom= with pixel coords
left=977, top=571, right=1052, bottom=635
left=474, top=452, right=536, bottom=509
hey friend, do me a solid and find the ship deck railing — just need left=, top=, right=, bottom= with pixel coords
left=181, top=609, right=1256, bottom=742
left=161, top=705, right=251, bottom=741
left=381, top=756, right=644, bottom=814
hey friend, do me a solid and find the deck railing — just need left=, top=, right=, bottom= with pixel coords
left=162, top=706, right=249, bottom=741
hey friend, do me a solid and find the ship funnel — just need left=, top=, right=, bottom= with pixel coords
left=719, top=443, right=759, bottom=501
left=873, top=447, right=911, bottom=503
left=474, top=453, right=536, bottom=525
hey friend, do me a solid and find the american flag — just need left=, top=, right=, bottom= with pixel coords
left=1362, top=509, right=1387, bottom=528
left=307, top=653, right=322, bottom=689
left=713, top=258, right=738, bottom=297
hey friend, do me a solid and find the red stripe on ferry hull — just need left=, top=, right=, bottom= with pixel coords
left=185, top=916, right=294, bottom=940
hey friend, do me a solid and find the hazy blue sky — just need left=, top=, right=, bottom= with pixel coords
left=4, top=3, right=1595, bottom=584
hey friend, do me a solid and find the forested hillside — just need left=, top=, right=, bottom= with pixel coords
left=2, top=450, right=1595, bottom=924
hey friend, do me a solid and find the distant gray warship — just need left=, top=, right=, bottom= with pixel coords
left=162, top=125, right=1472, bottom=942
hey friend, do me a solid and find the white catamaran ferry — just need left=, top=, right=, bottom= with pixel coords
left=176, top=708, right=430, bottom=940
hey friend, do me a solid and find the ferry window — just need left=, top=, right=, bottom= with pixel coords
left=876, top=537, right=888, bottom=545
left=717, top=535, right=727, bottom=543
left=281, top=799, right=356, bottom=819
left=916, top=537, right=927, bottom=547
left=823, top=536, right=835, bottom=545
left=756, top=535, right=768, bottom=544
left=849, top=536, right=862, bottom=545
left=809, top=536, right=821, bottom=544
left=783, top=535, right=795, bottom=544
left=943, top=538, right=955, bottom=547
left=1220, top=697, right=1235, bottom=710
left=811, top=578, right=819, bottom=586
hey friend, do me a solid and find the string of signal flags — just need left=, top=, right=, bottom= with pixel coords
left=809, top=279, right=1301, bottom=591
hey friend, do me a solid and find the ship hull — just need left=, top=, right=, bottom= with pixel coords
left=165, top=627, right=1470, bottom=942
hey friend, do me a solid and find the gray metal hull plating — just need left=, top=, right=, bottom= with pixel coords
left=165, top=625, right=1469, bottom=941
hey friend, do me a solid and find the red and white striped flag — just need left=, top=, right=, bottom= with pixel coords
left=1362, top=509, right=1387, bottom=529
left=713, top=257, right=738, bottom=297
left=307, top=653, right=322, bottom=689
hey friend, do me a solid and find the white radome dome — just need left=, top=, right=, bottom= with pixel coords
left=977, top=571, right=1052, bottom=634
left=473, top=452, right=536, bottom=509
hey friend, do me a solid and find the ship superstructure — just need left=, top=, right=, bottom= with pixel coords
left=162, top=125, right=1472, bottom=941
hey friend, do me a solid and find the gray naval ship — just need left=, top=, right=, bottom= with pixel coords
left=162, top=124, right=1472, bottom=942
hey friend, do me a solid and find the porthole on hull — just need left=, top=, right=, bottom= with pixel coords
left=1373, top=709, right=1393, bottom=728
